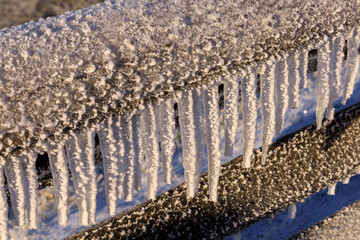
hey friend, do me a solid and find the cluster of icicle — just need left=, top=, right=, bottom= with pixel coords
left=0, top=26, right=359, bottom=237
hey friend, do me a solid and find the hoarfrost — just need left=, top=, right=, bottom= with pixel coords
left=299, top=49, right=309, bottom=89
left=132, top=113, right=143, bottom=191
left=287, top=52, right=300, bottom=108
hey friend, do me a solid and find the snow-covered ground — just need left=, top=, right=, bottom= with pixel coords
left=6, top=58, right=360, bottom=239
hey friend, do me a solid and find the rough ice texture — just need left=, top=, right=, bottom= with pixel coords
left=326, top=34, right=344, bottom=121
left=299, top=49, right=309, bottom=90
left=342, top=26, right=360, bottom=105
left=327, top=183, right=336, bottom=195
left=0, top=161, right=8, bottom=240
left=242, top=68, right=257, bottom=168
left=1, top=0, right=360, bottom=157
left=274, top=55, right=289, bottom=136
left=223, top=75, right=239, bottom=157
left=132, top=113, right=143, bottom=191
left=260, top=61, right=276, bottom=165
left=111, top=115, right=125, bottom=200
left=287, top=52, right=300, bottom=109
left=202, top=83, right=221, bottom=202
left=316, top=40, right=331, bottom=130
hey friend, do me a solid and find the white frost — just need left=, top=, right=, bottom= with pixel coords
left=111, top=115, right=125, bottom=200
left=287, top=52, right=300, bottom=108
left=132, top=113, right=143, bottom=191
left=242, top=67, right=258, bottom=168
left=328, top=183, right=336, bottom=195
left=299, top=49, right=309, bottom=90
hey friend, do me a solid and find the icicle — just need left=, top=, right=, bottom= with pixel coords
left=342, top=177, right=350, bottom=184
left=97, top=118, right=118, bottom=216
left=274, top=55, right=289, bottom=136
left=316, top=40, right=331, bottom=130
left=48, top=144, right=69, bottom=226
left=326, top=35, right=345, bottom=121
left=141, top=104, right=160, bottom=200
left=287, top=52, right=300, bottom=108
left=121, top=116, right=135, bottom=202
left=0, top=160, right=8, bottom=240
left=202, top=82, right=221, bottom=202
left=111, top=115, right=125, bottom=200
left=260, top=59, right=276, bottom=165
left=288, top=204, right=297, bottom=219
left=223, top=74, right=240, bottom=157
left=65, top=134, right=89, bottom=226
left=299, top=49, right=309, bottom=89
left=178, top=91, right=197, bottom=197
left=3, top=156, right=26, bottom=226
left=342, top=27, right=360, bottom=105
left=132, top=113, right=143, bottom=191
left=158, top=99, right=176, bottom=185
left=242, top=67, right=258, bottom=168
left=22, top=153, right=38, bottom=229
left=328, top=183, right=336, bottom=195
left=193, top=88, right=205, bottom=192
left=76, top=130, right=97, bottom=225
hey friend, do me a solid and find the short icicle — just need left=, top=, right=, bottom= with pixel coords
left=132, top=113, right=143, bottom=191
left=288, top=204, right=297, bottom=219
left=242, top=67, right=258, bottom=168
left=260, top=59, right=276, bottom=165
left=4, top=156, right=26, bottom=226
left=48, top=144, right=69, bottom=226
left=299, top=49, right=309, bottom=90
left=328, top=183, right=336, bottom=195
left=202, top=81, right=221, bottom=202
left=141, top=104, right=160, bottom=200
left=76, top=130, right=97, bottom=225
left=159, top=98, right=176, bottom=185
left=178, top=91, right=197, bottom=197
left=121, top=116, right=135, bottom=202
left=342, top=26, right=360, bottom=105
left=223, top=74, right=240, bottom=157
left=274, top=54, right=289, bottom=136
left=97, top=118, right=118, bottom=216
left=316, top=40, right=331, bottom=130
left=287, top=51, right=300, bottom=108
left=0, top=159, right=8, bottom=240
left=326, top=34, right=345, bottom=121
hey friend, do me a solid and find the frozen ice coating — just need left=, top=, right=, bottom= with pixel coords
left=111, top=115, right=125, bottom=199
left=158, top=99, right=176, bottom=185
left=97, top=118, right=118, bottom=216
left=328, top=183, right=336, bottom=195
left=0, top=161, right=8, bottom=240
left=121, top=116, right=135, bottom=202
left=299, top=49, right=309, bottom=90
left=242, top=67, right=258, bottom=168
left=342, top=177, right=350, bottom=184
left=326, top=35, right=344, bottom=121
left=342, top=26, right=360, bottom=105
left=260, top=60, right=276, bottom=165
left=288, top=204, right=297, bottom=219
left=178, top=91, right=198, bottom=197
left=224, top=75, right=240, bottom=157
left=274, top=55, right=289, bottom=136
left=202, top=83, right=221, bottom=202
left=141, top=104, right=160, bottom=200
left=287, top=52, right=300, bottom=109
left=48, top=144, right=69, bottom=226
left=132, top=113, right=143, bottom=191
left=316, top=40, right=331, bottom=130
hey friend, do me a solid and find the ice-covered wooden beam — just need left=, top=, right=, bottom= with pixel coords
left=68, top=101, right=360, bottom=239
left=1, top=0, right=360, bottom=157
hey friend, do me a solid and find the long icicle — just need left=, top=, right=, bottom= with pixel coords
left=178, top=91, right=197, bottom=197
left=141, top=104, right=160, bottom=200
left=48, top=144, right=69, bottom=226
left=224, top=74, right=240, bottom=157
left=132, top=113, right=143, bottom=191
left=122, top=115, right=135, bottom=202
left=193, top=88, right=205, bottom=193
left=274, top=54, right=289, bottom=136
left=76, top=130, right=97, bottom=225
left=242, top=67, right=258, bottom=168
left=316, top=40, right=331, bottom=130
left=299, top=49, right=309, bottom=90
left=326, top=34, right=345, bottom=121
left=97, top=118, right=118, bottom=216
left=287, top=51, right=300, bottom=108
left=111, top=115, right=125, bottom=200
left=203, top=81, right=221, bottom=202
left=0, top=159, right=8, bottom=240
left=342, top=26, right=360, bottom=105
left=159, top=99, right=176, bottom=185
left=260, top=59, right=276, bottom=165
left=4, top=156, right=26, bottom=226
left=65, top=134, right=89, bottom=226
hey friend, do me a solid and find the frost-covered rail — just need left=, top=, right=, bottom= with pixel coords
left=1, top=0, right=360, bottom=238
left=67, top=102, right=360, bottom=239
